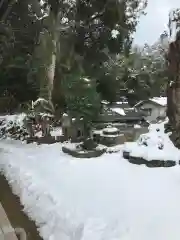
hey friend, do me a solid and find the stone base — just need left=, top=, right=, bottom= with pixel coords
left=26, top=135, right=67, bottom=144
left=100, top=134, right=126, bottom=147
left=55, top=135, right=66, bottom=142
left=123, top=151, right=176, bottom=168
left=26, top=136, right=38, bottom=144
left=37, top=136, right=57, bottom=145
left=62, top=146, right=105, bottom=158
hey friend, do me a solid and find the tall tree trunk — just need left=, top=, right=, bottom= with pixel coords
left=34, top=11, right=58, bottom=137
left=47, top=46, right=56, bottom=101
left=166, top=40, right=180, bottom=148
left=36, top=11, right=58, bottom=102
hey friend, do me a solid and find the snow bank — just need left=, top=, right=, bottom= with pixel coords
left=1, top=139, right=180, bottom=240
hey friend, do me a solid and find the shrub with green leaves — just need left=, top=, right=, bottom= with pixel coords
left=62, top=72, right=101, bottom=127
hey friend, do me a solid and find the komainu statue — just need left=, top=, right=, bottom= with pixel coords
left=32, top=98, right=54, bottom=137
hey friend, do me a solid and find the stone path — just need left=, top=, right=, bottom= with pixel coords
left=0, top=203, right=18, bottom=240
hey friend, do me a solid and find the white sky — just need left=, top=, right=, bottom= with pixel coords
left=134, top=0, right=179, bottom=45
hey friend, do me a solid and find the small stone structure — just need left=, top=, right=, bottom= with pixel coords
left=61, top=113, right=85, bottom=142
left=123, top=150, right=176, bottom=168
left=61, top=113, right=72, bottom=140
left=62, top=139, right=105, bottom=158
left=32, top=98, right=55, bottom=138
left=23, top=115, right=35, bottom=137
left=92, top=125, right=126, bottom=146
left=92, top=124, right=148, bottom=145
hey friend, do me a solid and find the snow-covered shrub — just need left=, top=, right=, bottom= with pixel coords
left=137, top=133, right=164, bottom=150
left=0, top=114, right=28, bottom=140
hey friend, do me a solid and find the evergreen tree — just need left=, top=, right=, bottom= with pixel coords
left=62, top=72, right=101, bottom=136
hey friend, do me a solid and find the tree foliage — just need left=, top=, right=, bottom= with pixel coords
left=62, top=73, right=101, bottom=121
left=0, top=0, right=149, bottom=114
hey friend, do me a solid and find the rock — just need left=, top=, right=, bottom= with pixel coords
left=123, top=151, right=176, bottom=168
left=62, top=146, right=105, bottom=158
left=81, top=138, right=97, bottom=150
left=37, top=136, right=56, bottom=145
left=123, top=151, right=130, bottom=159
left=129, top=156, right=146, bottom=165
left=164, top=122, right=173, bottom=133
left=26, top=136, right=38, bottom=144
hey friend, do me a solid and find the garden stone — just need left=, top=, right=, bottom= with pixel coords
left=81, top=138, right=97, bottom=150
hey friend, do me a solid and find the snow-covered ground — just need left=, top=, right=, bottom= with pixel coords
left=1, top=115, right=180, bottom=239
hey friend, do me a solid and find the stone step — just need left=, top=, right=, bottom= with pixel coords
left=0, top=203, right=18, bottom=240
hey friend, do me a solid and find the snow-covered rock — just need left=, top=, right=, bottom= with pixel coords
left=123, top=121, right=180, bottom=162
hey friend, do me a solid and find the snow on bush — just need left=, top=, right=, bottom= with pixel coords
left=0, top=114, right=26, bottom=127
left=137, top=133, right=164, bottom=149
left=0, top=113, right=27, bottom=139
left=123, top=121, right=180, bottom=162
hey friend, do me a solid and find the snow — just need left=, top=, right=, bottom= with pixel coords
left=150, top=97, right=167, bottom=106
left=2, top=138, right=180, bottom=240
left=0, top=113, right=26, bottom=125
left=101, top=100, right=109, bottom=105
left=168, top=10, right=180, bottom=43
left=39, top=113, right=54, bottom=118
left=134, top=124, right=141, bottom=129
left=101, top=133, right=122, bottom=138
left=111, top=29, right=119, bottom=39
left=33, top=98, right=48, bottom=106
left=123, top=121, right=180, bottom=162
left=103, top=126, right=119, bottom=133
left=82, top=77, right=90, bottom=82
left=0, top=113, right=26, bottom=132
left=111, top=108, right=126, bottom=116
left=2, top=115, right=180, bottom=239
left=51, top=127, right=62, bottom=137
left=135, top=97, right=167, bottom=108
left=116, top=101, right=128, bottom=104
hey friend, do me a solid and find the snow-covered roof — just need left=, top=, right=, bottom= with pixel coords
left=39, top=113, right=54, bottom=118
left=103, top=126, right=119, bottom=133
left=111, top=108, right=126, bottom=116
left=150, top=97, right=167, bottom=106
left=101, top=100, right=109, bottom=105
left=82, top=77, right=90, bottom=82
left=135, top=97, right=167, bottom=107
left=116, top=101, right=128, bottom=104
left=134, top=124, right=141, bottom=129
